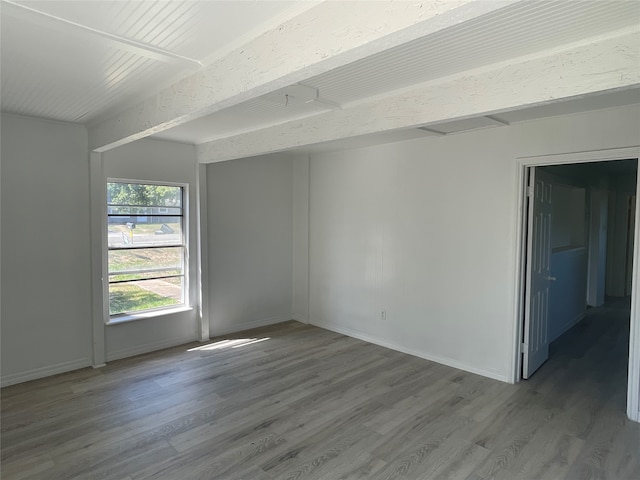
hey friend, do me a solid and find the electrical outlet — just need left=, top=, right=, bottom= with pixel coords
left=381, top=309, right=386, bottom=320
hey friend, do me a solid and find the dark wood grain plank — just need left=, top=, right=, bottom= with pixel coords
left=1, top=300, right=637, bottom=480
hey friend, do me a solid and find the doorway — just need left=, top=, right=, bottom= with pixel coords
left=513, top=147, right=640, bottom=422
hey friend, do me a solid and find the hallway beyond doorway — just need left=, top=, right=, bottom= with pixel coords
left=539, top=297, right=631, bottom=392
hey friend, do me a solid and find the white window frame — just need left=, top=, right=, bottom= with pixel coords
left=103, top=178, right=190, bottom=325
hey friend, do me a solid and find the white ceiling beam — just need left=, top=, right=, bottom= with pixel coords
left=484, top=115, right=510, bottom=126
left=416, top=127, right=447, bottom=136
left=196, top=28, right=640, bottom=163
left=88, top=0, right=522, bottom=151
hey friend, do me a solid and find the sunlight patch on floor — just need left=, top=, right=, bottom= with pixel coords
left=187, top=337, right=270, bottom=351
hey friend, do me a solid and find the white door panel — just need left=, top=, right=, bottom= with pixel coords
left=523, top=168, right=553, bottom=379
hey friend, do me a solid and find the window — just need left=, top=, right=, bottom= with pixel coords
left=107, top=181, right=186, bottom=317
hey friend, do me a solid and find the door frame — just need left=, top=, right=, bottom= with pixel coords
left=511, top=146, right=640, bottom=422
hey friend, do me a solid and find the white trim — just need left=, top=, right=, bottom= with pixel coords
left=106, top=335, right=198, bottom=362
left=210, top=315, right=293, bottom=337
left=292, top=155, right=311, bottom=325
left=90, top=152, right=107, bottom=366
left=106, top=306, right=193, bottom=326
left=311, top=320, right=509, bottom=383
left=107, top=177, right=188, bottom=188
left=511, top=146, right=640, bottom=423
left=305, top=155, right=311, bottom=326
left=517, top=147, right=640, bottom=165
left=509, top=159, right=529, bottom=383
left=196, top=164, right=211, bottom=341
left=628, top=181, right=640, bottom=422
left=104, top=178, right=190, bottom=322
left=1, top=358, right=90, bottom=388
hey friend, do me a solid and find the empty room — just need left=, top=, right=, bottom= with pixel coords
left=1, top=1, right=639, bottom=479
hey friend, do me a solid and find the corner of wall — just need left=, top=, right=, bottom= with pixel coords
left=291, top=312, right=309, bottom=324
left=310, top=319, right=510, bottom=383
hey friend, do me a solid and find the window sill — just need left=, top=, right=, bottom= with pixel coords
left=106, top=305, right=193, bottom=326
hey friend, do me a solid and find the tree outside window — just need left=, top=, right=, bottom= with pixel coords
left=107, top=182, right=186, bottom=316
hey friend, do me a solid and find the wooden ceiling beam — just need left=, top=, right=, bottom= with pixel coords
left=196, top=28, right=640, bottom=163
left=88, top=0, right=521, bottom=151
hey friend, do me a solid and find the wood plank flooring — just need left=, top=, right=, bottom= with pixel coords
left=2, top=300, right=639, bottom=480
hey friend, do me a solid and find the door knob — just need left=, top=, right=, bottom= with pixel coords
left=547, top=276, right=557, bottom=281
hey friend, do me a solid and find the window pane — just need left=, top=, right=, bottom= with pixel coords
left=107, top=183, right=182, bottom=208
left=108, top=206, right=181, bottom=215
left=107, top=216, right=182, bottom=248
left=109, top=277, right=183, bottom=315
left=108, top=247, right=183, bottom=282
left=106, top=181, right=186, bottom=317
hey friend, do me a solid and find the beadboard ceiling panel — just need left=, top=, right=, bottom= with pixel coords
left=2, top=0, right=638, bottom=153
left=0, top=0, right=307, bottom=123
left=307, top=0, right=640, bottom=105
left=1, top=12, right=179, bottom=122
left=18, top=0, right=301, bottom=61
left=152, top=0, right=639, bottom=146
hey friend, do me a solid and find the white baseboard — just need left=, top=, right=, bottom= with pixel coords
left=310, top=320, right=509, bottom=383
left=210, top=314, right=292, bottom=337
left=1, top=357, right=91, bottom=388
left=106, top=335, right=198, bottom=362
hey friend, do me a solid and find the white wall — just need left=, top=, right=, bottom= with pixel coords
left=299, top=105, right=640, bottom=381
left=2, top=106, right=638, bottom=388
left=546, top=180, right=588, bottom=341
left=292, top=156, right=310, bottom=323
left=206, top=154, right=295, bottom=335
left=549, top=248, right=588, bottom=342
left=607, top=172, right=638, bottom=297
left=552, top=186, right=574, bottom=249
left=551, top=185, right=585, bottom=250
left=1, top=114, right=92, bottom=386
left=100, top=138, right=199, bottom=361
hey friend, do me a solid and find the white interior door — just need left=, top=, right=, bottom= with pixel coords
left=523, top=167, right=554, bottom=379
